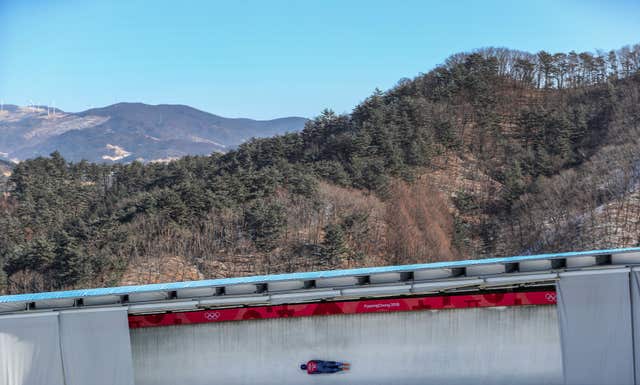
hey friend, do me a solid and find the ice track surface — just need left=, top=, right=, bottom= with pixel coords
left=130, top=305, right=562, bottom=385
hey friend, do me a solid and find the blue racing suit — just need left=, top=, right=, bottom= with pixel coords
left=304, top=360, right=345, bottom=374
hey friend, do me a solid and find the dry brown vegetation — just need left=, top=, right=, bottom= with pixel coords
left=384, top=180, right=459, bottom=264
left=108, top=178, right=462, bottom=285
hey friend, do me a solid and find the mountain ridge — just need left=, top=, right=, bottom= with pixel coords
left=0, top=102, right=307, bottom=163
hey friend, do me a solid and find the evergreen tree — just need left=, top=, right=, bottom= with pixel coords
left=321, top=224, right=348, bottom=264
left=502, top=161, right=526, bottom=207
left=244, top=200, right=286, bottom=252
left=51, top=231, right=87, bottom=288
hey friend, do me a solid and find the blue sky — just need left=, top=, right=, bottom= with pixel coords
left=1, top=0, right=639, bottom=119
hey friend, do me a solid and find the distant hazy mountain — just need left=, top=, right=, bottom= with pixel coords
left=0, top=103, right=307, bottom=163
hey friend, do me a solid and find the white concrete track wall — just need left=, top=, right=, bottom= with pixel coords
left=130, top=305, right=562, bottom=385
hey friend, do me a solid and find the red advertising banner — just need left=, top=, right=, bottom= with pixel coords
left=129, top=290, right=556, bottom=329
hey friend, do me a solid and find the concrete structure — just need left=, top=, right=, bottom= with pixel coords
left=131, top=306, right=562, bottom=385
left=1, top=247, right=640, bottom=385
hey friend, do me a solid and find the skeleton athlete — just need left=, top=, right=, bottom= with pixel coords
left=300, top=360, right=350, bottom=374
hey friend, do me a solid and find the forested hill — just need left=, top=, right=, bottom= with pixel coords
left=1, top=44, right=640, bottom=294
left=0, top=160, right=13, bottom=187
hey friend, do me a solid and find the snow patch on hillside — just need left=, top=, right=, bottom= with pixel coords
left=102, top=144, right=132, bottom=161
left=149, top=157, right=180, bottom=164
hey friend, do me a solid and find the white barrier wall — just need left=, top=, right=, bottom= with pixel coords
left=630, top=269, right=640, bottom=385
left=59, top=308, right=135, bottom=385
left=130, top=306, right=563, bottom=385
left=556, top=269, right=634, bottom=385
left=0, top=313, right=65, bottom=385
left=0, top=308, right=134, bottom=385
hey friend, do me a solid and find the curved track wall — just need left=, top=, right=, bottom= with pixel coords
left=130, top=305, right=562, bottom=385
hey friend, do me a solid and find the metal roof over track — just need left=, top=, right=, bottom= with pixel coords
left=1, top=247, right=640, bottom=315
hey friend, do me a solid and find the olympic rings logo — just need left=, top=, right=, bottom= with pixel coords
left=204, top=311, right=221, bottom=321
left=545, top=293, right=557, bottom=302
